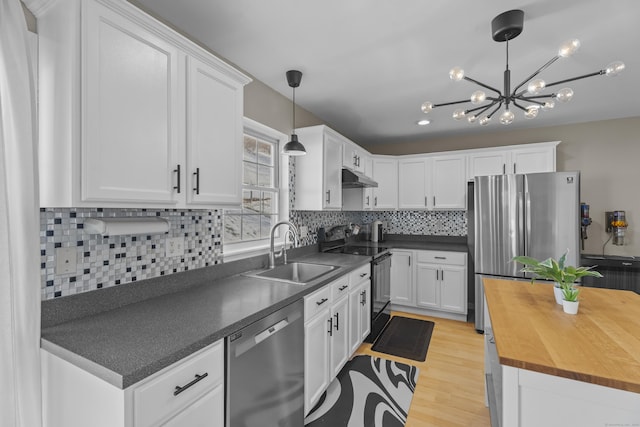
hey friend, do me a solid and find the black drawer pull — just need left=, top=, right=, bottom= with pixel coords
left=174, top=372, right=208, bottom=396
left=360, top=273, right=367, bottom=277
left=435, top=256, right=446, bottom=259
left=316, top=298, right=328, bottom=306
left=339, top=285, right=348, bottom=291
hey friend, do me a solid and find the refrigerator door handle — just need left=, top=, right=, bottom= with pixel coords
left=525, top=191, right=532, bottom=256
left=517, top=191, right=524, bottom=256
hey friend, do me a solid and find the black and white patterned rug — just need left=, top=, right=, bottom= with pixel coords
left=304, top=355, right=419, bottom=427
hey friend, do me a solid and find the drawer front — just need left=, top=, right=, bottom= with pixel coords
left=331, top=275, right=350, bottom=301
left=349, top=264, right=371, bottom=284
left=134, top=340, right=223, bottom=427
left=417, top=250, right=466, bottom=266
left=304, top=285, right=332, bottom=322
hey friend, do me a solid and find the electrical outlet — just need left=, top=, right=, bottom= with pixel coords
left=55, top=247, right=77, bottom=275
left=165, top=236, right=185, bottom=258
left=299, top=226, right=308, bottom=239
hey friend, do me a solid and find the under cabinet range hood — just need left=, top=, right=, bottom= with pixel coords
left=341, top=168, right=378, bottom=188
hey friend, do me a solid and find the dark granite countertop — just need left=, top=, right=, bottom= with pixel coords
left=41, top=250, right=370, bottom=389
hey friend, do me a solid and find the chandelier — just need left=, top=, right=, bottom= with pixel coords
left=420, top=9, right=625, bottom=126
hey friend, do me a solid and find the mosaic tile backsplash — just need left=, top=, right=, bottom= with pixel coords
left=41, top=156, right=466, bottom=300
left=40, top=208, right=222, bottom=300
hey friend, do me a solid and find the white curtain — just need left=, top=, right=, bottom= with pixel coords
left=0, top=0, right=42, bottom=426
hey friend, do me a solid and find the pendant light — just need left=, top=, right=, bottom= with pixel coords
left=282, top=70, right=306, bottom=156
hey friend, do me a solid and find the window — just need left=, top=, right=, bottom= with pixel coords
left=224, top=119, right=288, bottom=247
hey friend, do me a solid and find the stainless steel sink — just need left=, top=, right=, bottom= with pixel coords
left=244, top=262, right=338, bottom=284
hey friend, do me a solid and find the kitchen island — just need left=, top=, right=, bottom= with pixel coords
left=483, top=278, right=640, bottom=427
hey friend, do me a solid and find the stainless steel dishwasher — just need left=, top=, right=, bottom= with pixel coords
left=226, top=299, right=304, bottom=426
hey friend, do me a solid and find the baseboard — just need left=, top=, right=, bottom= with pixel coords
left=389, top=304, right=467, bottom=322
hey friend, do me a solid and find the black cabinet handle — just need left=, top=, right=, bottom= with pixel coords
left=339, top=285, right=349, bottom=291
left=435, top=256, right=446, bottom=259
left=360, top=273, right=367, bottom=277
left=328, top=318, right=333, bottom=336
left=174, top=372, right=208, bottom=396
left=334, top=312, right=340, bottom=330
left=193, top=168, right=200, bottom=195
left=316, top=298, right=328, bottom=306
left=173, top=164, right=181, bottom=193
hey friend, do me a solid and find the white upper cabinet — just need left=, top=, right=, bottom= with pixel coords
left=432, top=154, right=467, bottom=209
left=398, top=154, right=465, bottom=210
left=342, top=140, right=366, bottom=174
left=510, top=143, right=557, bottom=174
left=294, top=125, right=343, bottom=210
left=82, top=1, right=181, bottom=205
left=398, top=157, right=430, bottom=210
left=186, top=56, right=243, bottom=206
left=372, top=157, right=398, bottom=210
left=468, top=141, right=558, bottom=178
left=37, top=0, right=250, bottom=208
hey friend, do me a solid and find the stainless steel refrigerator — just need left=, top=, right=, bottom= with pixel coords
left=473, top=171, right=580, bottom=332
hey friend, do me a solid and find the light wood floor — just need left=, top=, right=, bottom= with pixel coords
left=356, top=311, right=491, bottom=427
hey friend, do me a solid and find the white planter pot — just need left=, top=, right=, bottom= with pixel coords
left=562, top=300, right=579, bottom=315
left=553, top=286, right=564, bottom=305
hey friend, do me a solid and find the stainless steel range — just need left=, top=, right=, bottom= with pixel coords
left=320, top=234, right=392, bottom=343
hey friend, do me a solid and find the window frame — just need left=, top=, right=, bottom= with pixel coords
left=223, top=118, right=290, bottom=261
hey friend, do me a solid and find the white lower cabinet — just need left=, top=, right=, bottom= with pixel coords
left=415, top=251, right=467, bottom=314
left=390, top=249, right=414, bottom=305
left=41, top=340, right=224, bottom=427
left=390, top=249, right=468, bottom=320
left=304, top=265, right=371, bottom=415
left=348, top=265, right=372, bottom=354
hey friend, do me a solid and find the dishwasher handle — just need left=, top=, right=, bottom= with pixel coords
left=255, top=318, right=289, bottom=345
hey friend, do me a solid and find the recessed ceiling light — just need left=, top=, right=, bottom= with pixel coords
left=417, top=119, right=431, bottom=126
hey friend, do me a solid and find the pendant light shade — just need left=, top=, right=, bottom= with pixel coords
left=283, top=70, right=306, bottom=156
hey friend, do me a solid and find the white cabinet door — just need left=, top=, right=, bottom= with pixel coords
left=161, top=385, right=224, bottom=427
left=330, top=295, right=349, bottom=378
left=359, top=281, right=372, bottom=343
left=186, top=56, right=243, bottom=206
left=511, top=146, right=556, bottom=174
left=304, top=306, right=331, bottom=414
left=432, top=154, right=466, bottom=209
left=83, top=0, right=181, bottom=204
left=390, top=250, right=414, bottom=305
left=398, top=159, right=428, bottom=209
left=440, top=265, right=467, bottom=313
left=348, top=279, right=371, bottom=354
left=468, top=151, right=509, bottom=178
left=416, top=263, right=439, bottom=309
left=372, top=158, right=398, bottom=210
left=323, top=133, right=343, bottom=209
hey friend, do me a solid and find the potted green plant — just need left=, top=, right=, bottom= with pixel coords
left=512, top=251, right=603, bottom=306
left=561, top=285, right=580, bottom=314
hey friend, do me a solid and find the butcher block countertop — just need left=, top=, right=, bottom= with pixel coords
left=484, top=278, right=640, bottom=393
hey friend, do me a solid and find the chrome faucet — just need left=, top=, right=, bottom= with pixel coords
left=269, top=221, right=300, bottom=268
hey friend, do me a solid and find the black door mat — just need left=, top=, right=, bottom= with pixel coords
left=371, top=316, right=435, bottom=361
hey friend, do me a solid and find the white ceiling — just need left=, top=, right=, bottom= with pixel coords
left=131, top=0, right=640, bottom=146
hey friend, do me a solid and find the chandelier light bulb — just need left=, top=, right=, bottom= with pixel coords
left=470, top=90, right=486, bottom=105
left=479, top=116, right=491, bottom=126
left=467, top=115, right=477, bottom=124
left=542, top=100, right=555, bottom=110
left=499, top=110, right=515, bottom=125
left=605, top=61, right=625, bottom=77
left=558, top=39, right=581, bottom=58
left=452, top=109, right=466, bottom=120
left=556, top=87, right=574, bottom=103
left=524, top=106, right=539, bottom=119
left=421, top=102, right=433, bottom=113
left=449, top=66, right=465, bottom=82
left=527, top=78, right=546, bottom=95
